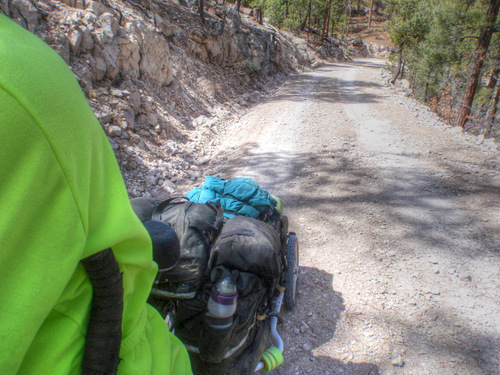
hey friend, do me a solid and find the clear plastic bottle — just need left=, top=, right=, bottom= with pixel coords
left=206, top=276, right=238, bottom=329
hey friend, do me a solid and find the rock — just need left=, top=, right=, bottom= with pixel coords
left=123, top=146, right=135, bottom=155
left=302, top=343, right=313, bottom=352
left=146, top=172, right=160, bottom=186
left=154, top=13, right=178, bottom=37
left=107, top=137, right=119, bottom=150
left=428, top=311, right=439, bottom=321
left=52, top=41, right=71, bottom=64
left=198, top=157, right=211, bottom=165
left=147, top=113, right=158, bottom=126
left=479, top=351, right=497, bottom=364
left=89, top=55, right=107, bottom=82
left=80, top=28, right=94, bottom=52
left=129, top=92, right=142, bottom=114
left=428, top=255, right=439, bottom=264
left=97, top=112, right=113, bottom=125
left=140, top=29, right=173, bottom=86
left=450, top=126, right=464, bottom=136
left=111, top=88, right=124, bottom=97
left=194, top=115, right=208, bottom=126
left=391, top=356, right=404, bottom=367
left=135, top=156, right=144, bottom=166
left=86, top=0, right=112, bottom=17
left=117, top=116, right=129, bottom=130
left=116, top=31, right=141, bottom=79
left=196, top=77, right=216, bottom=98
left=94, top=12, right=118, bottom=44
left=121, top=108, right=136, bottom=130
left=7, top=0, right=40, bottom=32
left=68, top=29, right=83, bottom=55
left=93, top=44, right=119, bottom=81
left=108, top=125, right=123, bottom=137
left=131, top=134, right=146, bottom=149
left=427, top=287, right=440, bottom=295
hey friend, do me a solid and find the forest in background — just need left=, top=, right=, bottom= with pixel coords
left=387, top=0, right=499, bottom=138
left=212, top=0, right=499, bottom=139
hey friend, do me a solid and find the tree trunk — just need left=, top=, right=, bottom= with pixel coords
left=456, top=0, right=500, bottom=129
left=236, top=0, right=241, bottom=13
left=390, top=49, right=403, bottom=85
left=307, top=0, right=312, bottom=41
left=368, top=0, right=374, bottom=27
left=254, top=7, right=263, bottom=24
left=198, top=0, right=205, bottom=22
left=487, top=67, right=500, bottom=88
left=331, top=10, right=335, bottom=36
left=484, top=74, right=500, bottom=137
left=300, top=10, right=309, bottom=31
left=345, top=0, right=352, bottom=36
left=322, top=0, right=332, bottom=41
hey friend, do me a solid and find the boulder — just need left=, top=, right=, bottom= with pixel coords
left=140, top=29, right=173, bottom=86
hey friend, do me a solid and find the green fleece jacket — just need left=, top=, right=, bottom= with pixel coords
left=0, top=15, right=192, bottom=375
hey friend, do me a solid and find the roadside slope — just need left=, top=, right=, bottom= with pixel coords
left=2, top=0, right=326, bottom=198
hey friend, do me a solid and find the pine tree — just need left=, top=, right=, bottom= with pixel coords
left=456, top=0, right=500, bottom=129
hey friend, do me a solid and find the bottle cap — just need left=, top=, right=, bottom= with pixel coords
left=215, top=277, right=237, bottom=296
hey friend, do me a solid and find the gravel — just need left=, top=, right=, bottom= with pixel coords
left=206, top=59, right=500, bottom=375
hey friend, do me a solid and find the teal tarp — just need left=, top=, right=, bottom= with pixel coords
left=187, top=176, right=279, bottom=220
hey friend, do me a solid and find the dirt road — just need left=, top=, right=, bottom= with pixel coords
left=210, top=59, right=500, bottom=374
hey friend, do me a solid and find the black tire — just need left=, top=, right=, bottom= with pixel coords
left=284, top=234, right=299, bottom=311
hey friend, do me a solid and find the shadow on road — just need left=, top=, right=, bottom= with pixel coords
left=273, top=266, right=380, bottom=375
left=215, top=142, right=500, bottom=257
left=266, top=62, right=388, bottom=105
left=212, top=140, right=500, bottom=373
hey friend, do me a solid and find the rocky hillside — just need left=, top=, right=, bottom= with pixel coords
left=2, top=0, right=342, bottom=197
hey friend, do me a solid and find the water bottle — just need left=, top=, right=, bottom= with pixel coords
left=206, top=276, right=238, bottom=329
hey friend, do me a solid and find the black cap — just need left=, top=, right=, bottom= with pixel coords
left=143, top=220, right=180, bottom=271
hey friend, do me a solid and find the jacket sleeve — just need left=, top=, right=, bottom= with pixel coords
left=0, top=85, right=88, bottom=374
left=0, top=14, right=192, bottom=375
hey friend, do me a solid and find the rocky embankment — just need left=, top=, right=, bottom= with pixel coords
left=2, top=0, right=341, bottom=197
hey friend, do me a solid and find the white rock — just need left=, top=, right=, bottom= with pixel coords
left=302, top=343, right=313, bottom=352
left=108, top=125, right=123, bottom=137
left=391, top=355, right=404, bottom=367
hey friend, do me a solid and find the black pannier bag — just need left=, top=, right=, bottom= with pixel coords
left=152, top=198, right=224, bottom=295
left=173, top=216, right=283, bottom=373
left=130, top=197, right=158, bottom=223
left=131, top=197, right=224, bottom=296
left=208, top=215, right=283, bottom=278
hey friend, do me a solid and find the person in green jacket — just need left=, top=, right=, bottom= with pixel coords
left=0, top=14, right=192, bottom=375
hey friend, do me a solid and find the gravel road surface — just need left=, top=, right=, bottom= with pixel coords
left=211, top=59, right=500, bottom=375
